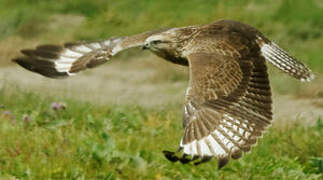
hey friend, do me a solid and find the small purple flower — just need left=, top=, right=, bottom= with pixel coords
left=23, top=114, right=31, bottom=123
left=2, top=110, right=11, bottom=116
left=51, top=102, right=60, bottom=111
left=51, top=102, right=67, bottom=111
left=1, top=110, right=15, bottom=121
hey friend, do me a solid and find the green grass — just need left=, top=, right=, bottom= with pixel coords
left=0, top=85, right=322, bottom=179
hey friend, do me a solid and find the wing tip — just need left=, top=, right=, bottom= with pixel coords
left=13, top=43, right=89, bottom=79
left=12, top=56, right=70, bottom=79
left=218, top=156, right=229, bottom=169
left=300, top=72, right=315, bottom=82
left=260, top=40, right=314, bottom=82
left=231, top=150, right=242, bottom=159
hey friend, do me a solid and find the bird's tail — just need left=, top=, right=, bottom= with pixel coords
left=258, top=38, right=314, bottom=82
left=12, top=38, right=123, bottom=79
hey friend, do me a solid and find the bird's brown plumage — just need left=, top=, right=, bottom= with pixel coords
left=12, top=19, right=314, bottom=168
left=175, top=21, right=273, bottom=167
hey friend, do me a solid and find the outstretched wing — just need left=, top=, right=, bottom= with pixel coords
left=13, top=28, right=170, bottom=78
left=167, top=20, right=314, bottom=168
left=176, top=51, right=271, bottom=168
left=257, top=38, right=314, bottom=82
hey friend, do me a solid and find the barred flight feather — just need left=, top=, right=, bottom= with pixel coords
left=13, top=38, right=124, bottom=78
left=260, top=41, right=314, bottom=82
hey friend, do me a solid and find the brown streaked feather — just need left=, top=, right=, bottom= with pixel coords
left=186, top=53, right=253, bottom=103
left=181, top=32, right=272, bottom=166
left=69, top=50, right=110, bottom=73
left=119, top=28, right=171, bottom=49
left=210, top=133, right=230, bottom=153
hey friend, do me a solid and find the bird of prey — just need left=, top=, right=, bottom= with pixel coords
left=13, top=20, right=314, bottom=169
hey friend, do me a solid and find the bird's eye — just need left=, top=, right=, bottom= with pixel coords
left=152, top=40, right=162, bottom=44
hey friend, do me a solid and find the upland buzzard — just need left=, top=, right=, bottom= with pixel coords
left=13, top=20, right=314, bottom=168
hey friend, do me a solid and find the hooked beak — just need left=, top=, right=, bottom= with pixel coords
left=142, top=43, right=149, bottom=50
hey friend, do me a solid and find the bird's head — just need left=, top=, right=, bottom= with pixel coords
left=144, top=31, right=175, bottom=50
left=143, top=28, right=185, bottom=59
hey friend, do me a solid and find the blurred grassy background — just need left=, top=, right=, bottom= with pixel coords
left=0, top=0, right=322, bottom=179
left=1, top=0, right=322, bottom=70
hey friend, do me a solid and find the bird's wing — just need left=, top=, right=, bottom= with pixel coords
left=166, top=49, right=272, bottom=168
left=12, top=28, right=170, bottom=78
left=256, top=37, right=314, bottom=82
left=169, top=20, right=314, bottom=167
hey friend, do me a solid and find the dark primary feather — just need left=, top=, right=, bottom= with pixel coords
left=13, top=57, right=68, bottom=78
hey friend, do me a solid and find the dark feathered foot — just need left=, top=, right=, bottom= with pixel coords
left=162, top=148, right=213, bottom=166
left=162, top=150, right=179, bottom=162
left=162, top=148, right=231, bottom=169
